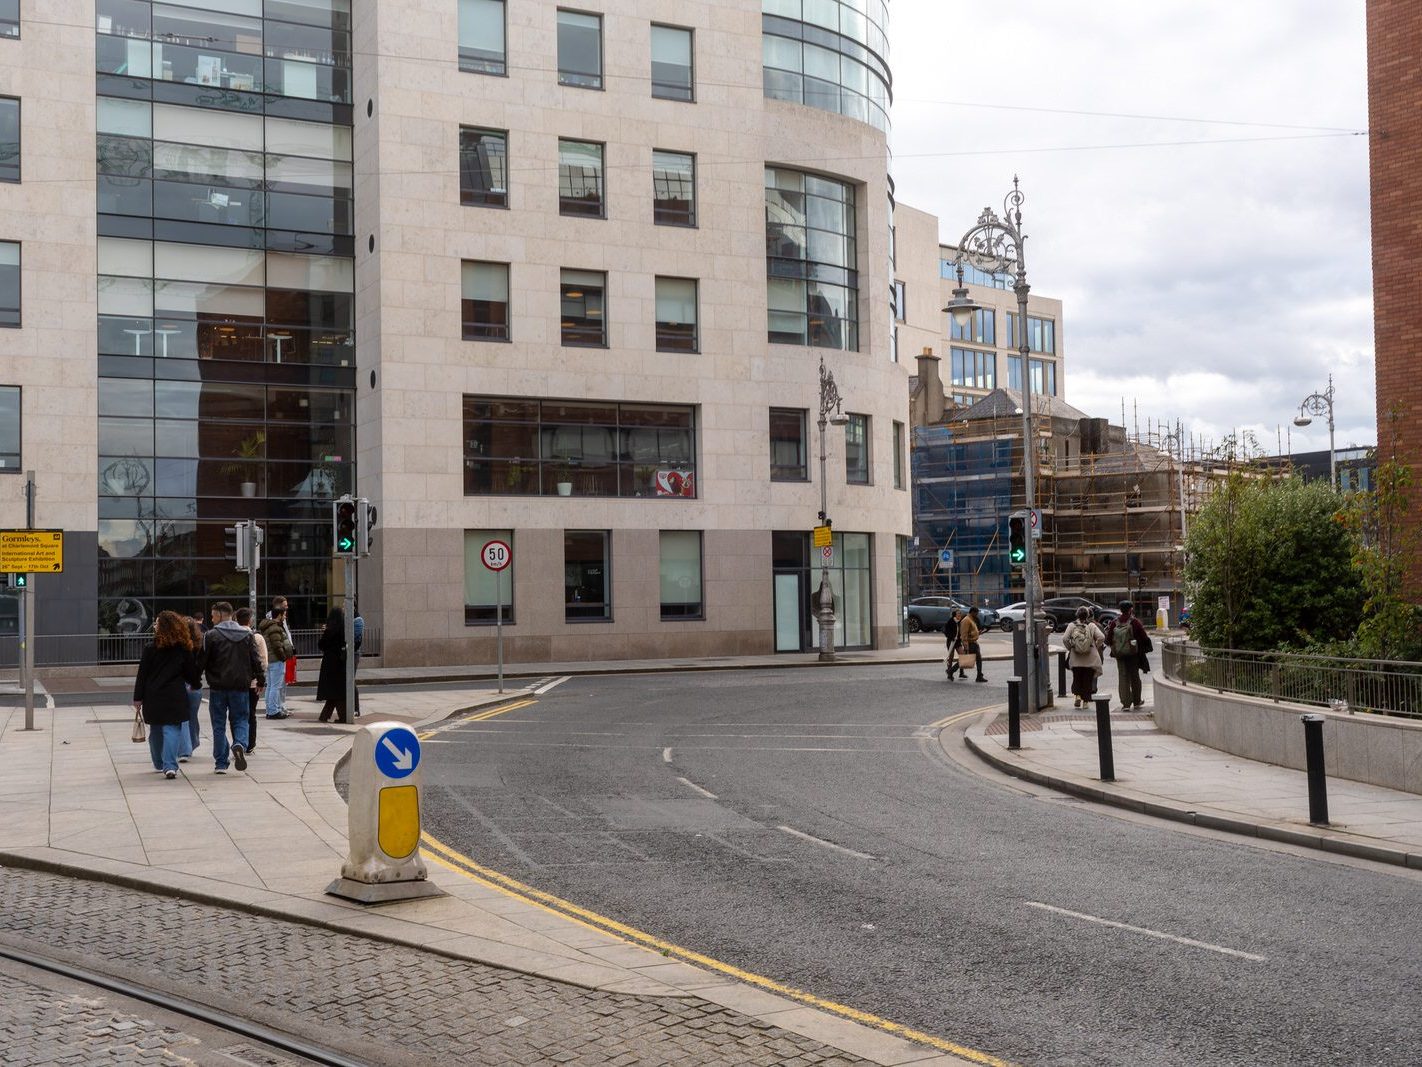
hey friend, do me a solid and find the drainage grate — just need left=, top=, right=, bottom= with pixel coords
left=217, top=1042, right=306, bottom=1067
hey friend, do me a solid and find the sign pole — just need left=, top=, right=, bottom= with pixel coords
left=23, top=470, right=35, bottom=731
left=495, top=568, right=504, bottom=694
left=344, top=556, right=356, bottom=722
left=247, top=524, right=257, bottom=621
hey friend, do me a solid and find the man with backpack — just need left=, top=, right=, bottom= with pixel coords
left=1064, top=606, right=1105, bottom=708
left=1103, top=601, right=1151, bottom=710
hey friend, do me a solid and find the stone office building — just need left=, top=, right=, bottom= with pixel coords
left=0, top=0, right=912, bottom=665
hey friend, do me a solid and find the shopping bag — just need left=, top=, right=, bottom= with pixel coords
left=130, top=706, right=147, bottom=744
left=958, top=651, right=977, bottom=671
left=285, top=656, right=298, bottom=685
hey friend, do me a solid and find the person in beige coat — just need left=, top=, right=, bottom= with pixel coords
left=1064, top=606, right=1106, bottom=707
left=959, top=606, right=986, bottom=683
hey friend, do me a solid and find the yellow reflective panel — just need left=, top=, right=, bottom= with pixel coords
left=377, top=785, right=420, bottom=859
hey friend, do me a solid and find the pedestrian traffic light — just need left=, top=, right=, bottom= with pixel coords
left=358, top=499, right=377, bottom=557
left=1007, top=512, right=1027, bottom=568
left=5, top=573, right=24, bottom=588
left=333, top=498, right=358, bottom=556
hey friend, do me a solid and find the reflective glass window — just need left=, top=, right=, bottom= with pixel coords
left=560, top=269, right=605, bottom=346
left=459, top=127, right=507, bottom=207
left=462, top=261, right=510, bottom=341
left=459, top=0, right=506, bottom=75
left=845, top=412, right=869, bottom=484
left=651, top=25, right=693, bottom=101
left=765, top=167, right=857, bottom=350
left=0, top=241, right=17, bottom=327
left=464, top=529, right=514, bottom=624
left=565, top=531, right=610, bottom=620
left=652, top=150, right=695, bottom=226
left=659, top=530, right=702, bottom=619
left=655, top=276, right=697, bottom=352
left=0, top=0, right=17, bottom=38
left=769, top=407, right=807, bottom=481
left=558, top=139, right=604, bottom=217
left=557, top=10, right=602, bottom=89
left=0, top=97, right=17, bottom=182
left=0, top=386, right=18, bottom=470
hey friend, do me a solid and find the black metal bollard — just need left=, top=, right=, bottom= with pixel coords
left=1057, top=649, right=1068, bottom=699
left=1007, top=677, right=1021, bottom=750
left=1094, top=697, right=1115, bottom=781
left=1300, top=713, right=1329, bottom=825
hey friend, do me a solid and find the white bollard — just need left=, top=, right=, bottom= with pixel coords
left=326, top=721, right=445, bottom=904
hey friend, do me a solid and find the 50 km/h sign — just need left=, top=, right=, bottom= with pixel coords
left=481, top=539, right=511, bottom=571
left=0, top=530, right=63, bottom=573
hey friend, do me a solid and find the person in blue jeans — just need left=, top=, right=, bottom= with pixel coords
left=258, top=605, right=293, bottom=719
left=133, top=611, right=203, bottom=779
left=202, top=601, right=263, bottom=774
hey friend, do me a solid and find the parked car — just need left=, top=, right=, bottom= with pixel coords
left=907, top=597, right=998, bottom=633
left=1039, top=596, right=1119, bottom=632
left=996, top=602, right=1026, bottom=632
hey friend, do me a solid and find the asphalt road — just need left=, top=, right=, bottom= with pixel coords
left=421, top=665, right=1422, bottom=1067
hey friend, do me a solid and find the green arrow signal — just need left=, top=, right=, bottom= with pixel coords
left=337, top=536, right=355, bottom=552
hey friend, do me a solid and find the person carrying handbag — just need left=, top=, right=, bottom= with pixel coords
left=133, top=611, right=203, bottom=779
left=959, top=606, right=986, bottom=683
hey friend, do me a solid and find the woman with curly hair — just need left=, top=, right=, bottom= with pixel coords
left=133, top=610, right=203, bottom=779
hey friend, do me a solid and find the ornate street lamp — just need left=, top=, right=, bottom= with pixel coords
left=943, top=178, right=1042, bottom=712
left=817, top=356, right=849, bottom=662
left=1293, top=374, right=1337, bottom=490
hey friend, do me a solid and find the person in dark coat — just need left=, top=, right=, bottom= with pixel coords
left=317, top=607, right=350, bottom=723
left=133, top=610, right=203, bottom=779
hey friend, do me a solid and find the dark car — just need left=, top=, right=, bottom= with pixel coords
left=907, top=597, right=998, bottom=633
left=1039, top=596, right=1119, bottom=632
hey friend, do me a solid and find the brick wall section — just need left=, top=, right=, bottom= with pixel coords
left=1366, top=0, right=1422, bottom=592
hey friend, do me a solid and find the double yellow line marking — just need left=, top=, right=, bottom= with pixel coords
left=418, top=698, right=537, bottom=740
left=417, top=697, right=1014, bottom=1067
left=929, top=704, right=1002, bottom=730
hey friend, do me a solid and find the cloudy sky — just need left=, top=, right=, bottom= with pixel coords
left=888, top=0, right=1374, bottom=457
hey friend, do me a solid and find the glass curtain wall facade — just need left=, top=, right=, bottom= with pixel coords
left=95, top=0, right=355, bottom=632
left=761, top=0, right=890, bottom=133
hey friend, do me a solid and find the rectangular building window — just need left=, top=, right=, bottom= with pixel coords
left=565, top=530, right=611, bottom=620
left=1006, top=355, right=1022, bottom=391
left=459, top=0, right=506, bottom=75
left=845, top=413, right=870, bottom=484
left=769, top=407, right=808, bottom=481
left=0, top=97, right=17, bottom=183
left=464, top=529, right=514, bottom=624
left=0, top=241, right=17, bottom=328
left=0, top=386, right=19, bottom=471
left=558, top=139, right=604, bottom=217
left=950, top=308, right=994, bottom=345
left=1006, top=312, right=1055, bottom=353
left=0, top=0, right=16, bottom=38
left=650, top=24, right=693, bottom=101
left=893, top=420, right=905, bottom=489
left=653, top=149, right=695, bottom=226
left=560, top=269, right=606, bottom=346
left=655, top=276, right=697, bottom=352
left=459, top=127, right=507, bottom=207
left=1030, top=358, right=1058, bottom=397
left=462, top=261, right=510, bottom=341
left=765, top=167, right=857, bottom=351
left=950, top=347, right=994, bottom=389
left=557, top=9, right=603, bottom=89
left=892, top=280, right=905, bottom=322
left=464, top=397, right=696, bottom=499
left=659, top=530, right=702, bottom=619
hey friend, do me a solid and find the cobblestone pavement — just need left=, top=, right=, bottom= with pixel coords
left=0, top=967, right=200, bottom=1066
left=0, top=866, right=873, bottom=1066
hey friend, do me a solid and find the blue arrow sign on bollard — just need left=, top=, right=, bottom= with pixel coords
left=373, top=726, right=421, bottom=780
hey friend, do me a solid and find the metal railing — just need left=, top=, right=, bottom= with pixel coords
left=1162, top=639, right=1422, bottom=720
left=0, top=625, right=381, bottom=670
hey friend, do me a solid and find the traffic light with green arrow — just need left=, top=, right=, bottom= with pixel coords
left=1008, top=512, right=1027, bottom=569
left=333, top=498, right=358, bottom=556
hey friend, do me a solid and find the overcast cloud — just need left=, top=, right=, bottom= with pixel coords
left=888, top=0, right=1374, bottom=456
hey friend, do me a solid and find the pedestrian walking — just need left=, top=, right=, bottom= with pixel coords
left=960, top=606, right=986, bottom=683
left=1064, top=607, right=1106, bottom=708
left=945, top=608, right=965, bottom=680
left=235, top=607, right=267, bottom=755
left=316, top=607, right=351, bottom=724
left=1103, top=601, right=1150, bottom=710
left=183, top=616, right=205, bottom=757
left=203, top=601, right=263, bottom=773
left=258, top=605, right=293, bottom=719
left=133, top=611, right=202, bottom=780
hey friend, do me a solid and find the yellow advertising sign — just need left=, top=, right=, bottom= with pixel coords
left=812, top=525, right=833, bottom=548
left=0, top=529, right=63, bottom=574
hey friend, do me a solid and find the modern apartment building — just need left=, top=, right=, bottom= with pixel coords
left=0, top=1, right=912, bottom=665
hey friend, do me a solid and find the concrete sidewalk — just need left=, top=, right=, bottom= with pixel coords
left=964, top=687, right=1422, bottom=870
left=0, top=686, right=975, bottom=1066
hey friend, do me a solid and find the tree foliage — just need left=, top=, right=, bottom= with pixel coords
left=1184, top=473, right=1364, bottom=651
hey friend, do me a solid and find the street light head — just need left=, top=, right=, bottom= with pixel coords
left=829, top=413, right=850, bottom=427
left=1293, top=415, right=1312, bottom=428
left=942, top=285, right=981, bottom=330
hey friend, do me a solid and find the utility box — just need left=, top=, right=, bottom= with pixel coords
left=1012, top=619, right=1054, bottom=709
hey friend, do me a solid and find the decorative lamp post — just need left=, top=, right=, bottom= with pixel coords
left=1293, top=374, right=1337, bottom=490
left=943, top=178, right=1041, bottom=713
left=817, top=356, right=849, bottom=662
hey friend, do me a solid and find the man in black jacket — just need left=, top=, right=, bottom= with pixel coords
left=203, top=601, right=263, bottom=773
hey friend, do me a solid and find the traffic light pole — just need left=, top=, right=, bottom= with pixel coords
left=344, top=556, right=356, bottom=724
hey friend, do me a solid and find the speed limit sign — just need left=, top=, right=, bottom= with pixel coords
left=481, top=539, right=511, bottom=571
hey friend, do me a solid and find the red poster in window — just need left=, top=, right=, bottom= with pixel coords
left=655, top=469, right=694, bottom=497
